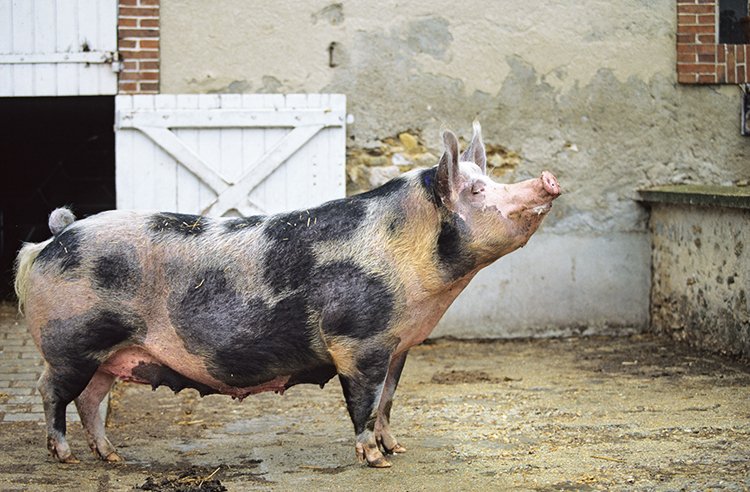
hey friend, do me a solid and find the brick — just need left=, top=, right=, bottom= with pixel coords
left=140, top=0, right=160, bottom=5
left=717, top=45, right=726, bottom=62
left=717, top=63, right=726, bottom=83
left=118, top=28, right=159, bottom=38
left=139, top=60, right=159, bottom=70
left=119, top=49, right=159, bottom=59
left=1, top=387, right=34, bottom=395
left=139, top=39, right=159, bottom=49
left=119, top=82, right=138, bottom=92
left=678, top=63, right=716, bottom=73
left=677, top=43, right=698, bottom=53
left=678, top=72, right=698, bottom=83
left=139, top=82, right=159, bottom=92
left=677, top=33, right=696, bottom=43
left=139, top=18, right=159, bottom=28
left=697, top=33, right=716, bottom=43
left=119, top=17, right=137, bottom=27
left=0, top=372, right=38, bottom=380
left=727, top=46, right=736, bottom=83
left=738, top=47, right=745, bottom=64
left=696, top=0, right=716, bottom=3
left=0, top=404, right=31, bottom=412
left=677, top=4, right=715, bottom=14
left=122, top=60, right=138, bottom=71
left=697, top=53, right=715, bottom=62
left=677, top=52, right=697, bottom=62
left=118, top=39, right=137, bottom=49
left=679, top=24, right=715, bottom=34
left=119, top=0, right=138, bottom=5
left=3, top=413, right=43, bottom=422
left=678, top=14, right=697, bottom=25
left=697, top=14, right=715, bottom=24
left=119, top=7, right=158, bottom=17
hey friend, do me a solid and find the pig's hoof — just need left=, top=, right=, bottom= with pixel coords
left=59, top=454, right=80, bottom=464
left=390, top=443, right=407, bottom=454
left=104, top=451, right=124, bottom=463
left=356, top=443, right=392, bottom=468
left=368, top=456, right=392, bottom=468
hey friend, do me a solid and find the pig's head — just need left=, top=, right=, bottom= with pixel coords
left=434, top=123, right=561, bottom=269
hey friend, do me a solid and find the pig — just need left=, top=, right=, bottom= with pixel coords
left=14, top=123, right=560, bottom=468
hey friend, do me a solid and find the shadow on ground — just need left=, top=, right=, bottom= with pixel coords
left=1, top=333, right=748, bottom=491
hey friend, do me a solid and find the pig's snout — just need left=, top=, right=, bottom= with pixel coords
left=541, top=171, right=561, bottom=197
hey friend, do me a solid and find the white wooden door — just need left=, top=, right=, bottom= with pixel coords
left=0, top=0, right=118, bottom=97
left=115, top=94, right=347, bottom=217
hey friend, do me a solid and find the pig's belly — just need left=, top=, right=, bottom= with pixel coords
left=99, top=347, right=290, bottom=399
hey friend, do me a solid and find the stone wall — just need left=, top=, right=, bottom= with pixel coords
left=643, top=187, right=749, bottom=358
left=157, top=0, right=750, bottom=337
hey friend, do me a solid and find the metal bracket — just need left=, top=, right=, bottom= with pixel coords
left=742, top=84, right=750, bottom=136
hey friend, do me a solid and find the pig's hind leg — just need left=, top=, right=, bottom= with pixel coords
left=36, top=310, right=138, bottom=463
left=375, top=351, right=408, bottom=455
left=74, top=370, right=121, bottom=462
left=37, top=363, right=97, bottom=463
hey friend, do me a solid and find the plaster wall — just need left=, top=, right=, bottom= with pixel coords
left=159, top=1, right=750, bottom=337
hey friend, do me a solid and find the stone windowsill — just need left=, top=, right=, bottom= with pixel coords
left=638, top=185, right=750, bottom=210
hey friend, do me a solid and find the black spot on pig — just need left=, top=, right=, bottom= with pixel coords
left=223, top=215, right=266, bottom=233
left=170, top=269, right=322, bottom=387
left=312, top=261, right=394, bottom=339
left=93, top=250, right=141, bottom=292
left=37, top=228, right=82, bottom=272
left=437, top=214, right=475, bottom=280
left=148, top=212, right=207, bottom=238
left=39, top=309, right=144, bottom=418
left=262, top=200, right=367, bottom=293
left=419, top=167, right=440, bottom=206
left=131, top=362, right=218, bottom=397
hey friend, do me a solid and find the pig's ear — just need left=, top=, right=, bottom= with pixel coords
left=436, top=130, right=461, bottom=204
left=460, top=121, right=487, bottom=174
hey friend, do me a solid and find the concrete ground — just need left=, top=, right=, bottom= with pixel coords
left=1, top=303, right=749, bottom=491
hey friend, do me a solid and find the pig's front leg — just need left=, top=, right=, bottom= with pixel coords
left=338, top=346, right=394, bottom=468
left=375, top=351, right=408, bottom=455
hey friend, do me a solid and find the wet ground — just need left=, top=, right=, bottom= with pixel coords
left=1, top=307, right=749, bottom=491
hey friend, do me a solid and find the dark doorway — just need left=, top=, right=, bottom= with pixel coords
left=0, top=96, right=115, bottom=300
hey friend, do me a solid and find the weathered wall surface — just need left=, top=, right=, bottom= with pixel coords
left=160, top=1, right=750, bottom=337
left=649, top=203, right=749, bottom=358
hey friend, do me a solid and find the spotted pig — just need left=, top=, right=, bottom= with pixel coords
left=14, top=124, right=561, bottom=468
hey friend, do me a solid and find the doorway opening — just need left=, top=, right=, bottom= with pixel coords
left=0, top=96, right=115, bottom=300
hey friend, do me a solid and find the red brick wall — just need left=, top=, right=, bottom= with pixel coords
left=677, top=0, right=750, bottom=84
left=117, top=0, right=160, bottom=94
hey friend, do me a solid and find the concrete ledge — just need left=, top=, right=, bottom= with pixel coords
left=638, top=185, right=750, bottom=209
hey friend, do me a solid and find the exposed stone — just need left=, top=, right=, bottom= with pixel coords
left=346, top=130, right=520, bottom=195
left=398, top=132, right=420, bottom=152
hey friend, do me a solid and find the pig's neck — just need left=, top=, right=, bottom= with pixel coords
left=383, top=186, right=480, bottom=298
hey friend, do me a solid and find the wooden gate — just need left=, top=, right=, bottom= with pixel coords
left=0, top=0, right=118, bottom=97
left=115, top=94, right=347, bottom=216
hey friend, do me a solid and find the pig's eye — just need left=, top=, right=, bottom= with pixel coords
left=471, top=181, right=485, bottom=195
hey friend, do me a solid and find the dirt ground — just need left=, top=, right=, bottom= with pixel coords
left=1, top=331, right=748, bottom=491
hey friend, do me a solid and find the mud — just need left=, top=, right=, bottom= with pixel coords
left=0, top=333, right=748, bottom=491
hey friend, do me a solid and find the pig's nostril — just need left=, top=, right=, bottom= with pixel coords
left=541, top=171, right=560, bottom=196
